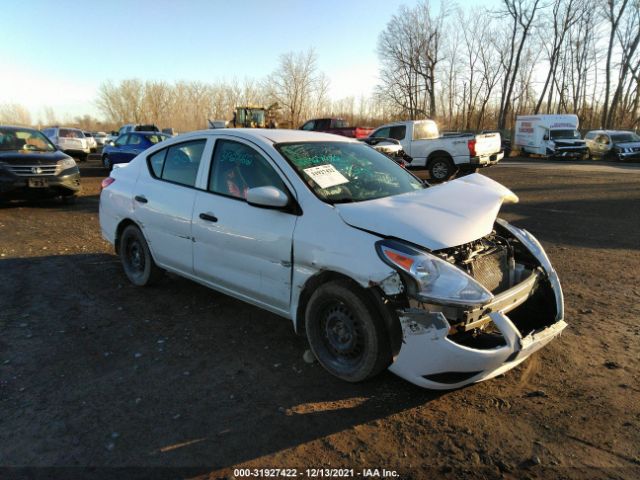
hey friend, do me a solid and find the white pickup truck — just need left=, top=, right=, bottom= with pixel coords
left=369, top=120, right=504, bottom=181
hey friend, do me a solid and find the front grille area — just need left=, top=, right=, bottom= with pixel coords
left=470, top=249, right=510, bottom=293
left=7, top=165, right=58, bottom=176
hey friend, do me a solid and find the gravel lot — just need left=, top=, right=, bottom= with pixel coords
left=1, top=158, right=639, bottom=479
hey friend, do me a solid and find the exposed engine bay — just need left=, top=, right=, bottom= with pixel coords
left=401, top=223, right=560, bottom=351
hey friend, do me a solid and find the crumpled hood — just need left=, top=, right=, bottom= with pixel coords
left=335, top=173, right=518, bottom=250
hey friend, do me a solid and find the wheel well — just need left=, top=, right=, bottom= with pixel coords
left=427, top=150, right=453, bottom=166
left=294, top=270, right=403, bottom=357
left=114, top=218, right=138, bottom=255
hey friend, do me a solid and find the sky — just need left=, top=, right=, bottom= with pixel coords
left=0, top=0, right=495, bottom=121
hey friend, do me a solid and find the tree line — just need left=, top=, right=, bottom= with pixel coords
left=1, top=0, right=638, bottom=133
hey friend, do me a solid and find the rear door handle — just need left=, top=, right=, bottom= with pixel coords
left=134, top=195, right=148, bottom=204
left=199, top=212, right=218, bottom=222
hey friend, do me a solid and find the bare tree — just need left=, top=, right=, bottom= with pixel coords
left=265, top=49, right=329, bottom=128
left=601, top=0, right=630, bottom=127
left=497, top=0, right=544, bottom=130
left=0, top=103, right=32, bottom=126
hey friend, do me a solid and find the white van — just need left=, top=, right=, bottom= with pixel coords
left=514, top=114, right=588, bottom=159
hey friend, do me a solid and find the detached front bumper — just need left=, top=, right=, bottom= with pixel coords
left=388, top=221, right=567, bottom=390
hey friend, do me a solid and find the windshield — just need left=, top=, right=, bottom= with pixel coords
left=550, top=129, right=580, bottom=140
left=0, top=127, right=56, bottom=152
left=277, top=141, right=424, bottom=204
left=611, top=133, right=640, bottom=143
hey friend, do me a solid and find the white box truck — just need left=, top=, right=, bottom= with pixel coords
left=514, top=114, right=589, bottom=159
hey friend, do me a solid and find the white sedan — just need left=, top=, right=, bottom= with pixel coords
left=99, top=129, right=566, bottom=389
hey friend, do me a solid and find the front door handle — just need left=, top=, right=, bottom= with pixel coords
left=134, top=195, right=148, bottom=204
left=199, top=212, right=218, bottom=222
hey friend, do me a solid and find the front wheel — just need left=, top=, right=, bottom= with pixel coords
left=119, top=225, right=163, bottom=286
left=428, top=157, right=456, bottom=182
left=305, top=280, right=390, bottom=383
left=102, top=155, right=112, bottom=171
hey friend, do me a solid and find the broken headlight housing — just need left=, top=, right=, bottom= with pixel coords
left=376, top=239, right=494, bottom=307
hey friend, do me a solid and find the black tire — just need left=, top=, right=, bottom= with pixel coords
left=102, top=155, right=112, bottom=171
left=305, top=279, right=390, bottom=382
left=61, top=194, right=76, bottom=205
left=428, top=156, right=456, bottom=182
left=119, top=225, right=163, bottom=286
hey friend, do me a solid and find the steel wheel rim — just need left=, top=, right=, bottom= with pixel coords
left=320, top=303, right=364, bottom=365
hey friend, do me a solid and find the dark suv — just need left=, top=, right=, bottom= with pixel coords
left=0, top=126, right=81, bottom=202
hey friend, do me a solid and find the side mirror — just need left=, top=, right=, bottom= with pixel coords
left=246, top=186, right=289, bottom=209
left=543, top=134, right=549, bottom=141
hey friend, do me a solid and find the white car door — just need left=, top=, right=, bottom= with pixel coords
left=133, top=137, right=210, bottom=274
left=191, top=137, right=298, bottom=313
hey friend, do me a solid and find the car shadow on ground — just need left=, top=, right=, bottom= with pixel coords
left=0, top=253, right=447, bottom=474
left=0, top=194, right=100, bottom=214
left=501, top=197, right=640, bottom=251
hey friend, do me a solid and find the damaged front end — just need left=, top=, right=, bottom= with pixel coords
left=378, top=219, right=566, bottom=389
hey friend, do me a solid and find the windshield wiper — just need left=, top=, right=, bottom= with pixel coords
left=330, top=197, right=355, bottom=204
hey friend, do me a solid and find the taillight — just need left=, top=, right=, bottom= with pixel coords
left=101, top=177, right=115, bottom=190
left=468, top=139, right=477, bottom=157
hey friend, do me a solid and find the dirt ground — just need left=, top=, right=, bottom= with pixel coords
left=0, top=158, right=639, bottom=480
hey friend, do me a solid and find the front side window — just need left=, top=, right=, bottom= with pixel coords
left=585, top=132, right=596, bottom=140
left=161, top=140, right=206, bottom=187
left=209, top=140, right=286, bottom=200
left=115, top=135, right=129, bottom=146
left=129, top=134, right=142, bottom=146
left=371, top=127, right=390, bottom=138
left=277, top=141, right=423, bottom=204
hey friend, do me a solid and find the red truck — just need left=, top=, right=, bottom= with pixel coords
left=299, top=118, right=373, bottom=139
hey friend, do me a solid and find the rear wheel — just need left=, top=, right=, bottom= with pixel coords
left=305, top=280, right=390, bottom=383
left=119, top=225, right=163, bottom=286
left=428, top=156, right=456, bottom=182
left=60, top=194, right=76, bottom=205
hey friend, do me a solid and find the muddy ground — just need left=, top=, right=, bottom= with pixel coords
left=0, top=159, right=639, bottom=480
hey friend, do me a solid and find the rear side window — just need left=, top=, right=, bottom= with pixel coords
left=148, top=140, right=206, bottom=187
left=146, top=134, right=167, bottom=144
left=301, top=120, right=315, bottom=131
left=208, top=139, right=286, bottom=200
left=148, top=149, right=166, bottom=177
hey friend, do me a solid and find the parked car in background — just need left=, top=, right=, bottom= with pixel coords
left=0, top=125, right=80, bottom=202
left=83, top=131, right=97, bottom=153
left=360, top=137, right=412, bottom=167
left=584, top=130, right=640, bottom=162
left=369, top=120, right=503, bottom=181
left=162, top=128, right=177, bottom=136
left=101, top=131, right=169, bottom=170
left=300, top=118, right=373, bottom=139
left=514, top=114, right=588, bottom=159
left=118, top=124, right=160, bottom=136
left=93, top=131, right=110, bottom=147
left=100, top=129, right=565, bottom=389
left=41, top=126, right=91, bottom=161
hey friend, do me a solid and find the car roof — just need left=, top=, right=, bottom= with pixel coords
left=586, top=130, right=635, bottom=135
left=0, top=125, right=38, bottom=132
left=179, top=128, right=359, bottom=145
